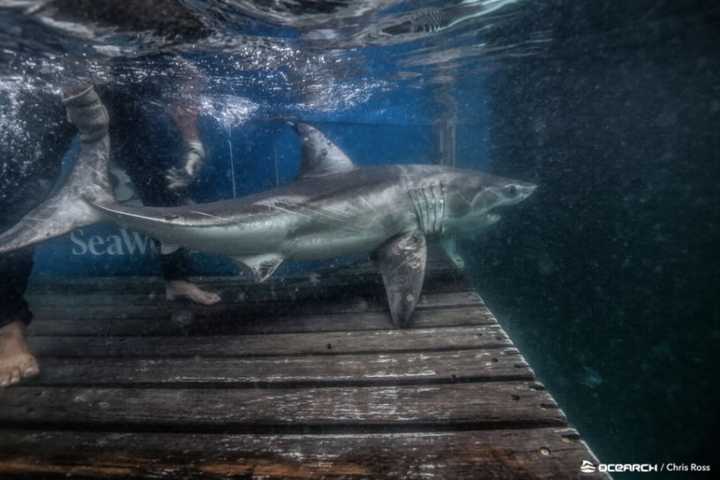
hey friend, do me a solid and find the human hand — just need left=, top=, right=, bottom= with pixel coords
left=166, top=141, right=206, bottom=191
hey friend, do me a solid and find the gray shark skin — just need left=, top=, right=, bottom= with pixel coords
left=0, top=87, right=536, bottom=327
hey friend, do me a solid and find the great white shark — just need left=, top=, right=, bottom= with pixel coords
left=0, top=85, right=536, bottom=327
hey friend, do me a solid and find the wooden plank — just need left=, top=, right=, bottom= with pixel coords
left=28, top=291, right=483, bottom=321
left=26, top=256, right=459, bottom=297
left=27, top=268, right=463, bottom=299
left=0, top=382, right=565, bottom=430
left=21, top=349, right=534, bottom=387
left=27, top=305, right=496, bottom=336
left=0, top=427, right=609, bottom=479
left=29, top=287, right=481, bottom=309
left=28, top=325, right=512, bottom=357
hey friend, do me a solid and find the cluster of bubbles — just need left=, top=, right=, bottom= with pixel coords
left=0, top=0, right=551, bottom=174
left=198, top=94, right=258, bottom=130
left=0, top=74, right=63, bottom=199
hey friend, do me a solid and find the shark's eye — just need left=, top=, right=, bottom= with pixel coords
left=505, top=185, right=518, bottom=197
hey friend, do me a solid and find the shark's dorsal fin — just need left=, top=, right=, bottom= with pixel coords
left=234, top=253, right=284, bottom=283
left=293, top=122, right=355, bottom=179
left=372, top=230, right=427, bottom=328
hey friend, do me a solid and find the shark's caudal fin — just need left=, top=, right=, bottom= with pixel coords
left=0, top=85, right=113, bottom=254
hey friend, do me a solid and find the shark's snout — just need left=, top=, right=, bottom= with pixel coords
left=465, top=179, right=537, bottom=218
left=521, top=182, right=538, bottom=200
left=504, top=181, right=537, bottom=206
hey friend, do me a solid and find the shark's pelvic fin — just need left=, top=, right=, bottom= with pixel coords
left=0, top=85, right=112, bottom=254
left=292, top=122, right=355, bottom=179
left=234, top=253, right=285, bottom=283
left=372, top=230, right=427, bottom=328
left=439, top=237, right=465, bottom=270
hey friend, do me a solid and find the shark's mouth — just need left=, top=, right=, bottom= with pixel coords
left=470, top=190, right=494, bottom=211
left=486, top=213, right=501, bottom=224
left=463, top=212, right=501, bottom=231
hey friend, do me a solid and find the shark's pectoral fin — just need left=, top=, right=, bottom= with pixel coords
left=372, top=230, right=427, bottom=328
left=234, top=253, right=284, bottom=283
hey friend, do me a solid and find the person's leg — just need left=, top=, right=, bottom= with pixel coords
left=0, top=248, right=39, bottom=387
left=162, top=249, right=221, bottom=304
left=102, top=88, right=220, bottom=305
left=0, top=87, right=75, bottom=387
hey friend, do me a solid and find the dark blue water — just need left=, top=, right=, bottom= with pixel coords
left=1, top=1, right=718, bottom=478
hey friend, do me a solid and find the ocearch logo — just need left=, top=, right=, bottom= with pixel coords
left=581, top=460, right=661, bottom=473
left=70, top=228, right=158, bottom=256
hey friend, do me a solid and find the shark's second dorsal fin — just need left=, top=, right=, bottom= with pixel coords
left=292, top=122, right=355, bottom=179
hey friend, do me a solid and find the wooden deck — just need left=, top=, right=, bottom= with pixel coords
left=0, top=254, right=608, bottom=479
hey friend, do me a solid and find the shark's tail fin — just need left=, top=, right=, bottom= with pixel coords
left=0, top=84, right=113, bottom=254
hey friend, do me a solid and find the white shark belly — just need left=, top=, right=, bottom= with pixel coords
left=120, top=213, right=294, bottom=258
left=284, top=205, right=415, bottom=261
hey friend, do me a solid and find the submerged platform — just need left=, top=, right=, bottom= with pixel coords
left=0, top=252, right=607, bottom=479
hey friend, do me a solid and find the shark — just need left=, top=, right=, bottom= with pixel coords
left=0, top=85, right=536, bottom=327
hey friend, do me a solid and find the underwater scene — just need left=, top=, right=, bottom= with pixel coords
left=0, top=1, right=718, bottom=479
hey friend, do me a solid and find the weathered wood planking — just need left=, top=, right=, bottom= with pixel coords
left=0, top=428, right=608, bottom=480
left=26, top=256, right=462, bottom=304
left=20, top=348, right=533, bottom=387
left=0, top=249, right=609, bottom=479
left=0, top=382, right=564, bottom=430
left=27, top=271, right=467, bottom=306
left=28, top=325, right=512, bottom=357
left=26, top=251, right=457, bottom=295
left=28, top=290, right=483, bottom=323
left=27, top=305, right=495, bottom=336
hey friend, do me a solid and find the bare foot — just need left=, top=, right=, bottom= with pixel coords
left=0, top=320, right=39, bottom=388
left=166, top=280, right=221, bottom=305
